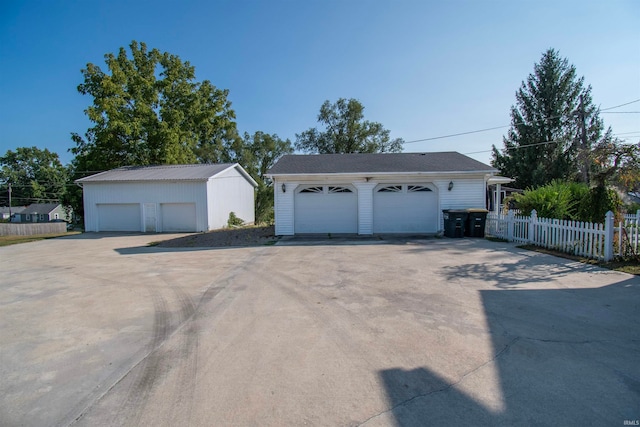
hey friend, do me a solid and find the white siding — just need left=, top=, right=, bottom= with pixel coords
left=436, top=178, right=487, bottom=231
left=354, top=182, right=375, bottom=235
left=272, top=174, right=489, bottom=235
left=207, top=167, right=255, bottom=229
left=274, top=181, right=297, bottom=235
left=82, top=181, right=208, bottom=232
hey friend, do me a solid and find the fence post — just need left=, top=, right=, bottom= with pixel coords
left=529, top=209, right=537, bottom=244
left=604, top=211, right=614, bottom=262
left=507, top=210, right=515, bottom=242
left=636, top=209, right=640, bottom=225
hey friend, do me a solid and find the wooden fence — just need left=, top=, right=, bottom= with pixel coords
left=485, top=210, right=633, bottom=261
left=0, top=222, right=67, bottom=236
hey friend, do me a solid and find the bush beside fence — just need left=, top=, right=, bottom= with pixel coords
left=486, top=209, right=640, bottom=261
left=0, top=223, right=67, bottom=236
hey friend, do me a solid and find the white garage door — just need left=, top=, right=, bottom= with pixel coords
left=373, top=184, right=438, bottom=233
left=97, top=204, right=141, bottom=232
left=294, top=185, right=357, bottom=233
left=161, top=203, right=197, bottom=232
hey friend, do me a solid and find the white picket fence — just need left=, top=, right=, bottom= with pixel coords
left=486, top=209, right=640, bottom=261
left=623, top=210, right=640, bottom=225
left=618, top=215, right=640, bottom=258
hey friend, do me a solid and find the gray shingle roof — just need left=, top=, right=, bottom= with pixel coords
left=21, top=203, right=61, bottom=214
left=267, top=152, right=496, bottom=175
left=76, top=164, right=237, bottom=183
left=0, top=206, right=25, bottom=214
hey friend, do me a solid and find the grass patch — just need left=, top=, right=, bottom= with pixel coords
left=0, top=231, right=81, bottom=247
left=518, top=244, right=640, bottom=275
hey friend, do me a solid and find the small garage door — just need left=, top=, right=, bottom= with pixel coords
left=97, top=204, right=141, bottom=232
left=373, top=184, right=438, bottom=233
left=294, top=185, right=357, bottom=233
left=161, top=203, right=197, bottom=232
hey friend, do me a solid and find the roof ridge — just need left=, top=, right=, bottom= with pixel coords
left=118, top=163, right=233, bottom=169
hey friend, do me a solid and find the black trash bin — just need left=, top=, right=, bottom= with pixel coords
left=465, top=209, right=489, bottom=237
left=442, top=209, right=468, bottom=238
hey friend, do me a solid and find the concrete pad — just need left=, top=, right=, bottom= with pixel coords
left=0, top=235, right=638, bottom=426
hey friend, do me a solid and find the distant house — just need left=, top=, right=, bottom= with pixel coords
left=487, top=181, right=519, bottom=213
left=13, top=203, right=70, bottom=223
left=0, top=206, right=25, bottom=221
left=76, top=164, right=258, bottom=232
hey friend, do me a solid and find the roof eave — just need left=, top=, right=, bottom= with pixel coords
left=267, top=169, right=498, bottom=179
left=75, top=178, right=208, bottom=184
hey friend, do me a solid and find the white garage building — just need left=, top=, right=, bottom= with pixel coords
left=267, top=152, right=500, bottom=235
left=77, top=164, right=257, bottom=232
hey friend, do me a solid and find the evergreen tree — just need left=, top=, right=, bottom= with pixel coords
left=492, top=49, right=605, bottom=189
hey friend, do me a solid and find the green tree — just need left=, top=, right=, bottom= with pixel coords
left=590, top=137, right=640, bottom=190
left=0, top=147, right=68, bottom=206
left=236, top=131, right=293, bottom=223
left=71, top=41, right=238, bottom=171
left=295, top=98, right=403, bottom=154
left=492, top=49, right=605, bottom=189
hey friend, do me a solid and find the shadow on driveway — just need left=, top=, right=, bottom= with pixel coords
left=378, top=276, right=640, bottom=425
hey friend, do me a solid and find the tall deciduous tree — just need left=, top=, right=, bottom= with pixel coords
left=590, top=136, right=640, bottom=190
left=295, top=98, right=403, bottom=154
left=492, top=49, right=605, bottom=189
left=71, top=41, right=238, bottom=171
left=0, top=147, right=68, bottom=206
left=235, top=132, right=293, bottom=223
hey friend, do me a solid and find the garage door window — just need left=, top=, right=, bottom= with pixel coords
left=378, top=185, right=402, bottom=193
left=328, top=186, right=352, bottom=193
left=300, top=186, right=323, bottom=193
left=408, top=185, right=432, bottom=192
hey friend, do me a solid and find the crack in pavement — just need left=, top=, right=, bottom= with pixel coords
left=357, top=337, right=520, bottom=426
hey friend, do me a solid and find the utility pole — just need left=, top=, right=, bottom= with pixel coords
left=577, top=94, right=590, bottom=184
left=7, top=182, right=11, bottom=221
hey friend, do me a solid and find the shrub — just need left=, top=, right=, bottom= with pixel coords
left=579, top=186, right=621, bottom=223
left=511, top=180, right=584, bottom=220
left=511, top=180, right=620, bottom=223
left=227, top=212, right=244, bottom=228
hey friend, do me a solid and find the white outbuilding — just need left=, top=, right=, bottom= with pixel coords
left=76, top=164, right=257, bottom=232
left=267, top=152, right=501, bottom=235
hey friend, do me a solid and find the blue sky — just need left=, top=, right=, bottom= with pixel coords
left=1, top=0, right=638, bottom=166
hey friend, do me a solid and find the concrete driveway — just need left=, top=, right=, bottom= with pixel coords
left=0, top=234, right=638, bottom=426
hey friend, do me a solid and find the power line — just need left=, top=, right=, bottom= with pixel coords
left=403, top=125, right=509, bottom=144
left=613, top=130, right=640, bottom=136
left=403, top=99, right=638, bottom=146
left=464, top=139, right=562, bottom=156
left=600, top=98, right=640, bottom=111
